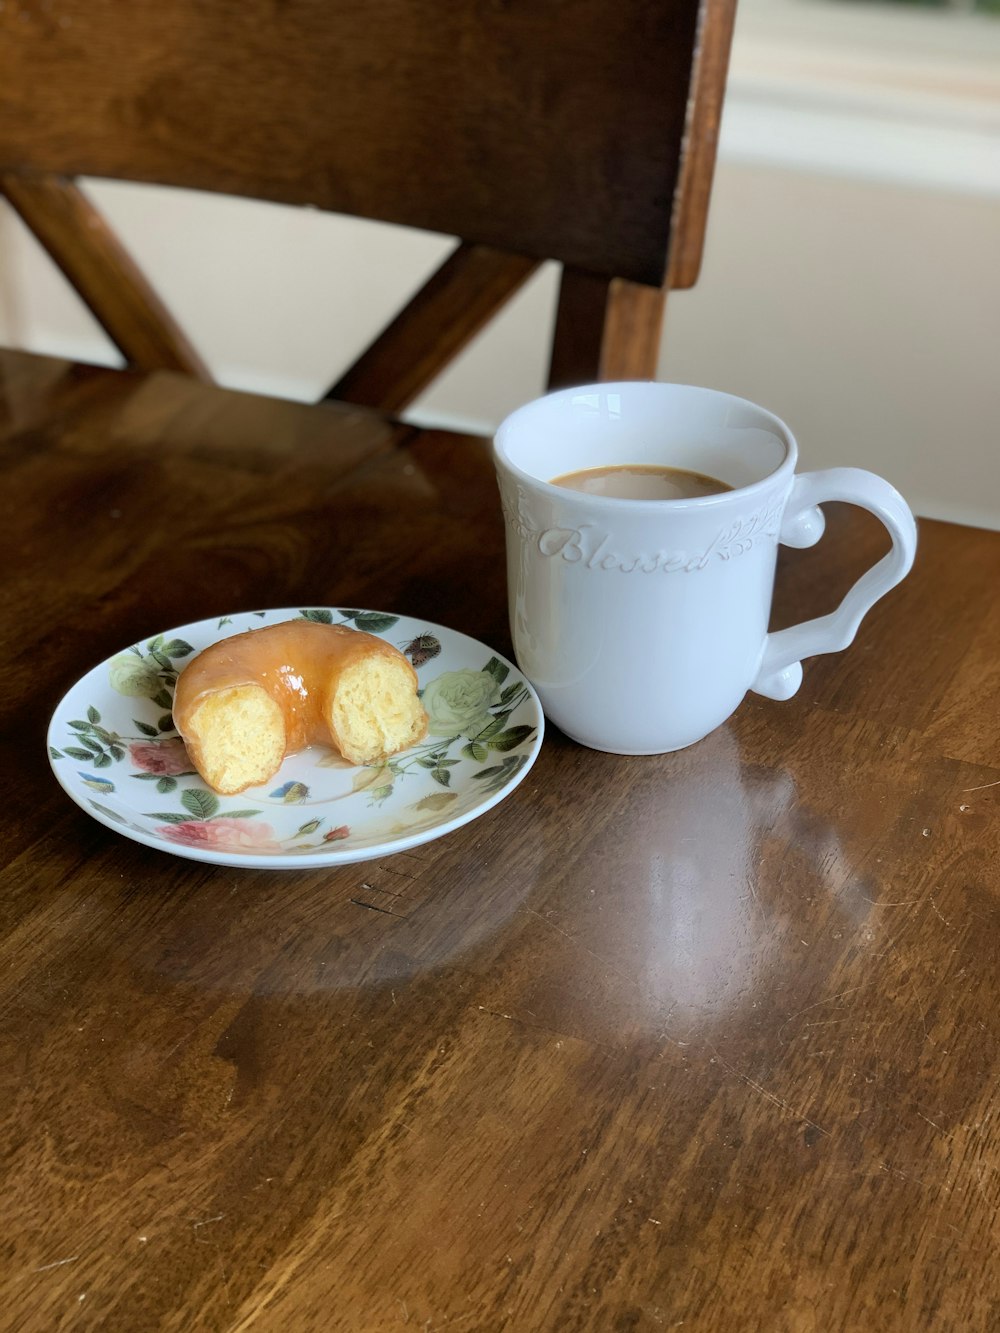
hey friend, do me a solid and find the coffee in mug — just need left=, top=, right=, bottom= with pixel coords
left=551, top=464, right=731, bottom=501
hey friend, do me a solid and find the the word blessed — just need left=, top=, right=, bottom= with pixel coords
left=536, top=511, right=779, bottom=574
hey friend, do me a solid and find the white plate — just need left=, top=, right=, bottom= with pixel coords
left=47, top=608, right=544, bottom=868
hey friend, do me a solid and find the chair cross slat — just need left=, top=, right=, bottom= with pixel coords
left=327, top=243, right=539, bottom=413
left=2, top=172, right=212, bottom=381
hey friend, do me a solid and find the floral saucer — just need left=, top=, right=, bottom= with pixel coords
left=47, top=608, right=544, bottom=869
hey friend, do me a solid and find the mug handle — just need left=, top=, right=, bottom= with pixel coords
left=751, top=468, right=918, bottom=701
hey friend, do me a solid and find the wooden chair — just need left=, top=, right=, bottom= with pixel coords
left=0, top=0, right=735, bottom=411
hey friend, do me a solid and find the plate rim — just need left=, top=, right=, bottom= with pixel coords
left=47, top=608, right=544, bottom=869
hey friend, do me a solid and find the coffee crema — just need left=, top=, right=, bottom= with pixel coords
left=550, top=463, right=732, bottom=501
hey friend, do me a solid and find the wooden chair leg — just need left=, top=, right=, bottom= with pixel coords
left=1, top=172, right=212, bottom=380
left=547, top=268, right=667, bottom=390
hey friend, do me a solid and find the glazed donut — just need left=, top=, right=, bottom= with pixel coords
left=173, top=620, right=428, bottom=794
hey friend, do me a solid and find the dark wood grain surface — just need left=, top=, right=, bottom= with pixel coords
left=2, top=349, right=999, bottom=1332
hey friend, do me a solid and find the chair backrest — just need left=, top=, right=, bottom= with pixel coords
left=0, top=0, right=735, bottom=409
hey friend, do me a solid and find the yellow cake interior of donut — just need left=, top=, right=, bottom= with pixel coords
left=185, top=684, right=286, bottom=796
left=330, top=656, right=428, bottom=766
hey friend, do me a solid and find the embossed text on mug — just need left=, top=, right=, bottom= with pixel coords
left=537, top=499, right=784, bottom=573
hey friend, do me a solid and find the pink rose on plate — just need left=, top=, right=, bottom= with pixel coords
left=157, top=817, right=281, bottom=853
left=130, top=738, right=191, bottom=776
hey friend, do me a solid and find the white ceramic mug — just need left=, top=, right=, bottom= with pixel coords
left=493, top=382, right=917, bottom=754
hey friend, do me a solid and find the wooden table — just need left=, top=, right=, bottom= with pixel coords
left=2, top=349, right=999, bottom=1332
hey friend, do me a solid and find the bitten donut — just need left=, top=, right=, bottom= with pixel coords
left=173, top=620, right=428, bottom=794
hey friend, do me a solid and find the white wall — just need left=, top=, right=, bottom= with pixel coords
left=658, top=165, right=1000, bottom=531
left=2, top=0, right=998, bottom=528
